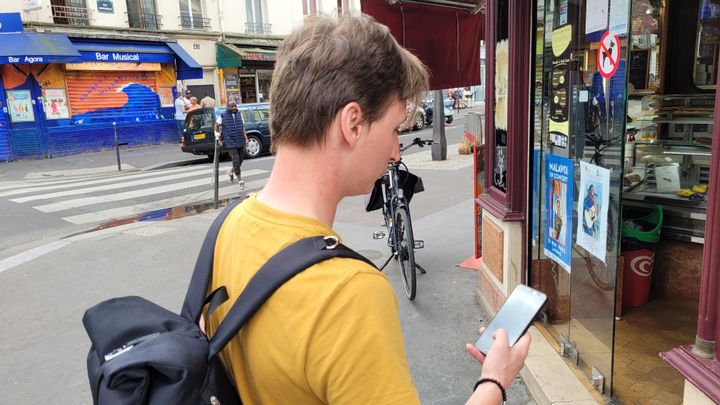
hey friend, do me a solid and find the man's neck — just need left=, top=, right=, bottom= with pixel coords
left=257, top=146, right=343, bottom=228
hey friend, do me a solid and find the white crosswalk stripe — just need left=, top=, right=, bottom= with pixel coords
left=1, top=164, right=269, bottom=226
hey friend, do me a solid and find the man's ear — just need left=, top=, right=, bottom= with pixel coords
left=338, top=102, right=364, bottom=147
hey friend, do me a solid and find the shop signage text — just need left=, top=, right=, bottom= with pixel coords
left=7, top=56, right=45, bottom=64
left=79, top=51, right=173, bottom=64
left=66, top=61, right=161, bottom=71
left=243, top=52, right=277, bottom=62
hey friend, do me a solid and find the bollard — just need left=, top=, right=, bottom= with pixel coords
left=112, top=122, right=129, bottom=172
left=213, top=138, right=220, bottom=209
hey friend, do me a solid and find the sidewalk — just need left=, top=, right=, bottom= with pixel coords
left=0, top=143, right=203, bottom=182
left=0, top=197, right=535, bottom=404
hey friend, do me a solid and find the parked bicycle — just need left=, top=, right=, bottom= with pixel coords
left=365, top=137, right=433, bottom=300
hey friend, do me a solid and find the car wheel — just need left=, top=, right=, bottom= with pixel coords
left=445, top=115, right=453, bottom=124
left=244, top=135, right=262, bottom=159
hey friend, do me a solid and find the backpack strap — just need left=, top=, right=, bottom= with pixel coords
left=181, top=198, right=245, bottom=323
left=207, top=236, right=375, bottom=359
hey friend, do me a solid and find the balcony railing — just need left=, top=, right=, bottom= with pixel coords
left=245, top=22, right=272, bottom=34
left=51, top=4, right=93, bottom=26
left=127, top=12, right=162, bottom=30
left=179, top=13, right=211, bottom=31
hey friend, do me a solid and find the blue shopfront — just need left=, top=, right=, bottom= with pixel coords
left=0, top=13, right=201, bottom=161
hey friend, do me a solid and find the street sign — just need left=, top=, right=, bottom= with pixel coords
left=597, top=31, right=620, bottom=79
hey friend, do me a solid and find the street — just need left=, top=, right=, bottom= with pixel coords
left=0, top=113, right=535, bottom=404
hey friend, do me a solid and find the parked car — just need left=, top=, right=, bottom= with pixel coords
left=399, top=105, right=427, bottom=132
left=180, top=103, right=271, bottom=159
left=422, top=96, right=454, bottom=125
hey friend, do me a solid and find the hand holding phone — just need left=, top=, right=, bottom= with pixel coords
left=474, top=285, right=546, bottom=355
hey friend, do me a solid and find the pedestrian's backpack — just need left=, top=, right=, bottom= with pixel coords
left=82, top=198, right=374, bottom=404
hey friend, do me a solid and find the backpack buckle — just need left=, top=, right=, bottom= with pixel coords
left=323, top=236, right=339, bottom=250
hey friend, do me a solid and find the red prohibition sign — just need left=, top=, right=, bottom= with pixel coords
left=597, top=31, right=620, bottom=79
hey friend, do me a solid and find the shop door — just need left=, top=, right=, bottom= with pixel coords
left=5, top=75, right=47, bottom=159
left=530, top=0, right=631, bottom=397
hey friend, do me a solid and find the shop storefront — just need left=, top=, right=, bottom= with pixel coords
left=216, top=42, right=277, bottom=105
left=477, top=0, right=720, bottom=404
left=0, top=20, right=201, bottom=160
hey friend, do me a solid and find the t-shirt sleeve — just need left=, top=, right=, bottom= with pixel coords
left=305, top=272, right=420, bottom=404
left=216, top=115, right=222, bottom=125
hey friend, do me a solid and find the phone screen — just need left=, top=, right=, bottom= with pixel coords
left=474, top=285, right=547, bottom=355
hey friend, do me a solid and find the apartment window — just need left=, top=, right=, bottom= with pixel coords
left=245, top=0, right=271, bottom=34
left=302, top=0, right=317, bottom=15
left=126, top=0, right=160, bottom=30
left=51, top=0, right=92, bottom=26
left=179, top=0, right=210, bottom=30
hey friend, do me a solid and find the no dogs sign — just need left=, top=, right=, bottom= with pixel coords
left=597, top=31, right=620, bottom=79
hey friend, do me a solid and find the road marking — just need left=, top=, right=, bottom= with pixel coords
left=62, top=178, right=267, bottom=225
left=33, top=169, right=267, bottom=213
left=0, top=164, right=210, bottom=198
left=0, top=222, right=151, bottom=274
left=10, top=165, right=233, bottom=203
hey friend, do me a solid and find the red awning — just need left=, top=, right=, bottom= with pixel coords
left=361, top=0, right=485, bottom=90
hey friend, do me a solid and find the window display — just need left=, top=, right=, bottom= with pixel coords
left=695, top=0, right=720, bottom=89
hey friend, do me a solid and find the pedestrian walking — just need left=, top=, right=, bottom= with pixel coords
left=188, top=96, right=201, bottom=112
left=204, top=13, right=530, bottom=405
left=174, top=91, right=189, bottom=142
left=214, top=101, right=248, bottom=189
left=200, top=92, right=216, bottom=108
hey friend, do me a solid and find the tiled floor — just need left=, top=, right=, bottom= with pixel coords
left=613, top=295, right=698, bottom=405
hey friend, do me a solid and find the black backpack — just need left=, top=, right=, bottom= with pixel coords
left=82, top=198, right=374, bottom=404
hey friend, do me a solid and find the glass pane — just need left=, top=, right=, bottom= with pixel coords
left=695, top=0, right=720, bottom=88
left=532, top=0, right=631, bottom=397
left=493, top=0, right=509, bottom=192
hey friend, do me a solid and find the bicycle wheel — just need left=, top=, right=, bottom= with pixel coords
left=395, top=205, right=417, bottom=300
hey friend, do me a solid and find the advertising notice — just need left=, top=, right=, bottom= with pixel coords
left=576, top=161, right=611, bottom=262
left=544, top=154, right=574, bottom=272
left=158, top=87, right=174, bottom=107
left=42, top=88, right=70, bottom=120
left=7, top=90, right=34, bottom=123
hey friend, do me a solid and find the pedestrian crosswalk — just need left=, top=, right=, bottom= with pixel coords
left=0, top=163, right=269, bottom=227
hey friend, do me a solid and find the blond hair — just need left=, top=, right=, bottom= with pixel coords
left=269, top=13, right=429, bottom=152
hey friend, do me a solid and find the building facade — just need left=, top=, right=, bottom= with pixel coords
left=0, top=0, right=358, bottom=161
left=477, top=1, right=720, bottom=404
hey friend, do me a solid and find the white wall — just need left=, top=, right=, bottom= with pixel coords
left=5, top=0, right=54, bottom=24
left=268, top=0, right=304, bottom=35
left=91, top=1, right=129, bottom=28
left=220, top=0, right=248, bottom=35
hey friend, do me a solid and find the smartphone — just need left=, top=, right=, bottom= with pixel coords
left=474, top=285, right=547, bottom=355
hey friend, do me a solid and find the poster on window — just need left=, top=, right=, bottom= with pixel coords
left=158, top=87, right=174, bottom=107
left=42, top=88, right=70, bottom=120
left=7, top=90, right=34, bottom=122
left=576, top=161, right=611, bottom=263
left=544, top=154, right=573, bottom=272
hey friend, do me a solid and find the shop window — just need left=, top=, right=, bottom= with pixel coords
left=694, top=0, right=720, bottom=89
left=479, top=0, right=531, bottom=220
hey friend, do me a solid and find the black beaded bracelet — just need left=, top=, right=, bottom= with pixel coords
left=473, top=378, right=507, bottom=403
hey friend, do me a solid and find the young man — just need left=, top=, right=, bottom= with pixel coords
left=206, top=13, right=530, bottom=405
left=174, top=92, right=189, bottom=142
left=214, top=101, right=248, bottom=189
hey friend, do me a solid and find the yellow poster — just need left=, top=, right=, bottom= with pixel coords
left=552, top=25, right=572, bottom=57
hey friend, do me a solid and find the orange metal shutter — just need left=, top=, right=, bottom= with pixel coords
left=66, top=70, right=158, bottom=116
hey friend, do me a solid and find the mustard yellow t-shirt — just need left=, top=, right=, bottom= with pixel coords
left=206, top=195, right=419, bottom=404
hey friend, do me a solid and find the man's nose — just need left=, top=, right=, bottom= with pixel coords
left=389, top=141, right=400, bottom=162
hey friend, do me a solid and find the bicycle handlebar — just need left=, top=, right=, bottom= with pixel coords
left=399, top=137, right=434, bottom=153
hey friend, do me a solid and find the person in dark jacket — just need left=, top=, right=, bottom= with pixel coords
left=215, top=101, right=249, bottom=188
